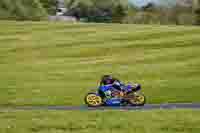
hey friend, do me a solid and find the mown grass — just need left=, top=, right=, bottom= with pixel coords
left=0, top=21, right=200, bottom=106
left=0, top=110, right=200, bottom=133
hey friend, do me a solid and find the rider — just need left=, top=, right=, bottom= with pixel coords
left=98, top=75, right=123, bottom=99
left=98, top=75, right=141, bottom=99
left=100, top=75, right=124, bottom=91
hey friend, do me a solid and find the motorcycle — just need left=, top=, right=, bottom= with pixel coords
left=84, top=83, right=146, bottom=107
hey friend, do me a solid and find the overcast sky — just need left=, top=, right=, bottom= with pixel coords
left=129, top=0, right=151, bottom=7
left=128, top=0, right=176, bottom=7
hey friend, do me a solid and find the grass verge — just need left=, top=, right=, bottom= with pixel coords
left=0, top=110, right=200, bottom=133
left=0, top=21, right=200, bottom=105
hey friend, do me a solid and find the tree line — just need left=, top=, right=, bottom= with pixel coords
left=128, top=0, right=200, bottom=25
left=0, top=0, right=47, bottom=20
left=0, top=0, right=127, bottom=23
left=63, top=0, right=127, bottom=23
left=0, top=0, right=200, bottom=25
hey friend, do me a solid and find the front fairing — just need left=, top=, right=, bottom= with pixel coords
left=99, top=85, right=113, bottom=92
left=104, top=98, right=121, bottom=106
left=124, top=84, right=141, bottom=92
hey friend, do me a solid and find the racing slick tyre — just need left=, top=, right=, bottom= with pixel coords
left=128, top=92, right=146, bottom=106
left=85, top=93, right=103, bottom=107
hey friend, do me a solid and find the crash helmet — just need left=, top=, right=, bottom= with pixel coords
left=101, top=75, right=114, bottom=85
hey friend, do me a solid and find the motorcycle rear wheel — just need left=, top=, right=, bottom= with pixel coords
left=128, top=92, right=146, bottom=106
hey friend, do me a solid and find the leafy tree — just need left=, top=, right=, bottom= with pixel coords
left=39, top=0, right=57, bottom=15
left=194, top=0, right=200, bottom=25
left=112, top=4, right=127, bottom=23
left=65, top=0, right=127, bottom=23
left=0, top=0, right=47, bottom=20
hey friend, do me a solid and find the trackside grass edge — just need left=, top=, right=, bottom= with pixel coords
left=0, top=21, right=200, bottom=106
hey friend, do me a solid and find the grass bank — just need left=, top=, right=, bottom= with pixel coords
left=0, top=21, right=200, bottom=105
left=0, top=110, right=200, bottom=133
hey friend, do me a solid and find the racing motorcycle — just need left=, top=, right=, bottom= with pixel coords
left=84, top=83, right=146, bottom=107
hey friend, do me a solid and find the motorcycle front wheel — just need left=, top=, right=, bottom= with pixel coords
left=84, top=93, right=103, bottom=107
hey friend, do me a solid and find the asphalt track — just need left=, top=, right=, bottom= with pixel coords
left=1, top=103, right=200, bottom=111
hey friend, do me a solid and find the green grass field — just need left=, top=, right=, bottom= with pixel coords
left=0, top=110, right=200, bottom=133
left=0, top=21, right=200, bottom=106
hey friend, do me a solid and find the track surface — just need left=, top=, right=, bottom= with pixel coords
left=1, top=103, right=200, bottom=111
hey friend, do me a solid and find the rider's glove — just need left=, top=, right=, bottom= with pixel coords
left=104, top=90, right=112, bottom=98
left=132, top=84, right=141, bottom=91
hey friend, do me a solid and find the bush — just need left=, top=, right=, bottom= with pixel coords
left=39, top=0, right=57, bottom=15
left=65, top=0, right=128, bottom=23
left=194, top=0, right=200, bottom=25
left=0, top=0, right=47, bottom=20
left=128, top=3, right=194, bottom=25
